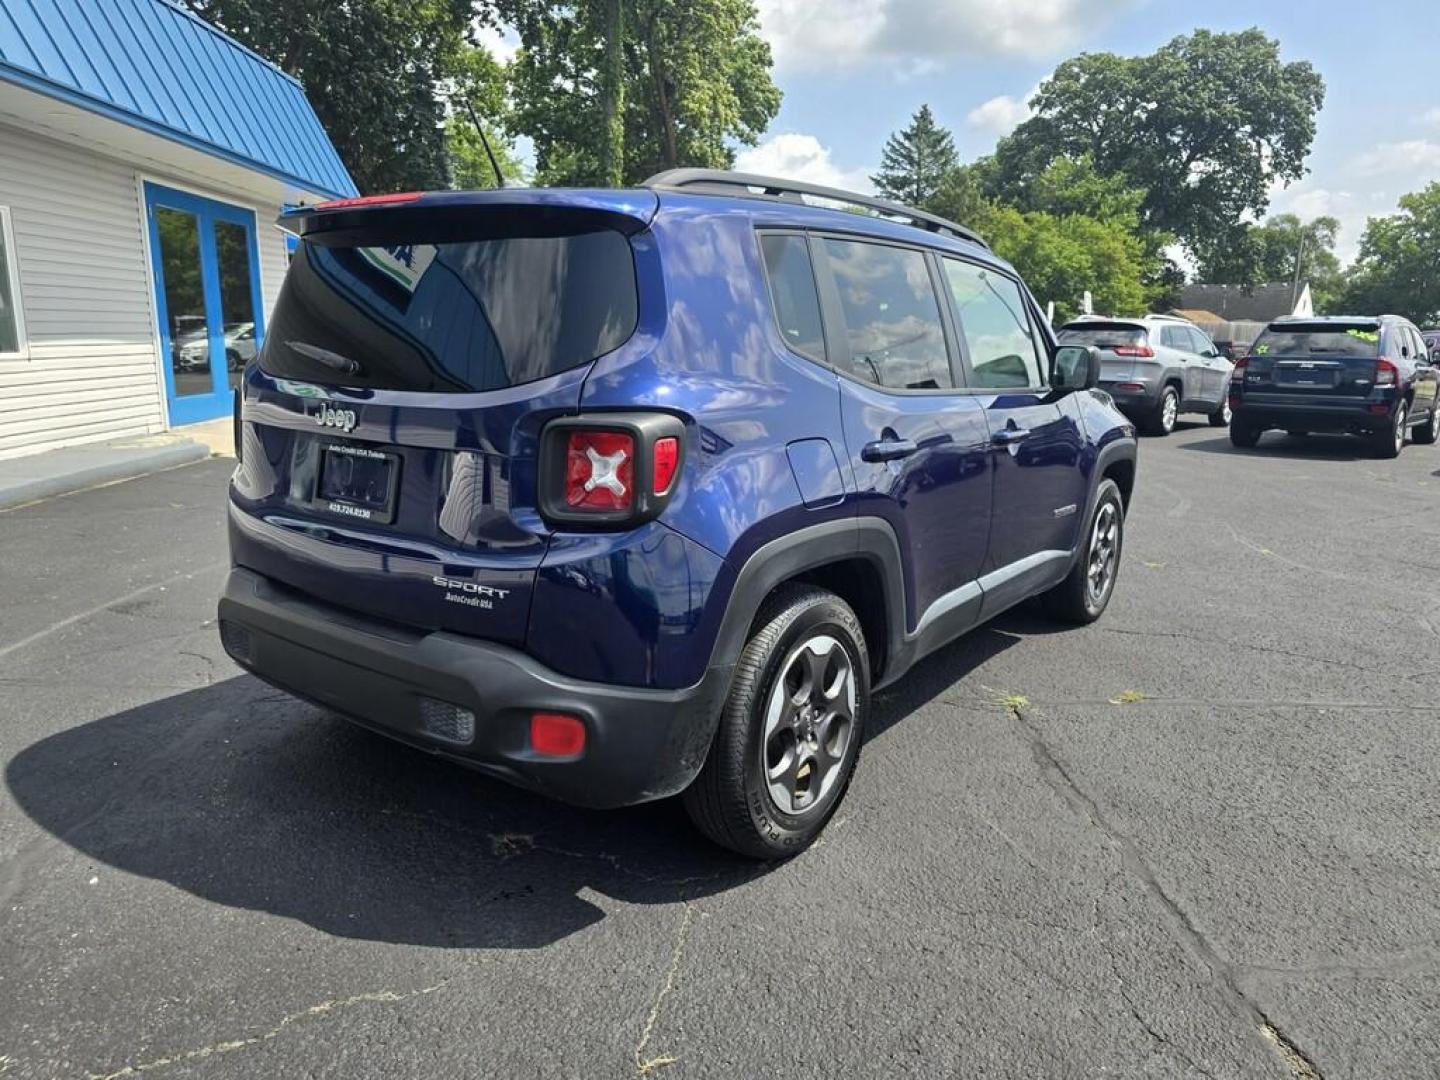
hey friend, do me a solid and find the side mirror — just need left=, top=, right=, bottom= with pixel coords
left=1052, top=345, right=1102, bottom=391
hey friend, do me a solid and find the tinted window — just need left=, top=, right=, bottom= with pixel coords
left=759, top=233, right=825, bottom=363
left=1058, top=325, right=1146, bottom=349
left=1252, top=325, right=1380, bottom=358
left=944, top=258, right=1043, bottom=388
left=822, top=239, right=952, bottom=390
left=260, top=229, right=637, bottom=392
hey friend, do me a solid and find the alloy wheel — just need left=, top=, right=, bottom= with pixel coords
left=1161, top=391, right=1178, bottom=432
left=1086, top=502, right=1120, bottom=607
left=762, top=634, right=856, bottom=816
left=1395, top=403, right=1407, bottom=454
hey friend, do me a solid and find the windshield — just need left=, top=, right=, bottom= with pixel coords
left=259, top=228, right=638, bottom=393
left=1252, top=325, right=1379, bottom=358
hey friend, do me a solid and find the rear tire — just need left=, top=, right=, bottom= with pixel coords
left=1229, top=421, right=1261, bottom=449
left=1414, top=400, right=1439, bottom=445
left=1372, top=401, right=1407, bottom=459
left=683, top=585, right=869, bottom=860
left=1143, top=385, right=1180, bottom=436
left=1208, top=397, right=1232, bottom=427
left=1040, top=479, right=1124, bottom=625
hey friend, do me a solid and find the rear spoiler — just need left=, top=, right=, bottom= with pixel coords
left=281, top=189, right=661, bottom=240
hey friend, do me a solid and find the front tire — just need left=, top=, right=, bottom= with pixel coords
left=1208, top=397, right=1232, bottom=427
left=1143, top=385, right=1180, bottom=436
left=684, top=586, right=869, bottom=860
left=1414, top=400, right=1439, bottom=445
left=1040, top=478, right=1124, bottom=625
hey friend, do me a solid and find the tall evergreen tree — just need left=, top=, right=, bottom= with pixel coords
left=871, top=105, right=958, bottom=208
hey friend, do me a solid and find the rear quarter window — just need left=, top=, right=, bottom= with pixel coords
left=260, top=229, right=638, bottom=393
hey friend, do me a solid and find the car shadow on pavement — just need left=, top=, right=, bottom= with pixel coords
left=6, top=623, right=1024, bottom=949
left=1176, top=432, right=1376, bottom=461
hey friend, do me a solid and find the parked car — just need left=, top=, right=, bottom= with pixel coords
left=1423, top=328, right=1440, bottom=362
left=216, top=172, right=1137, bottom=859
left=1056, top=314, right=1232, bottom=435
left=175, top=321, right=257, bottom=372
left=1229, top=315, right=1440, bottom=457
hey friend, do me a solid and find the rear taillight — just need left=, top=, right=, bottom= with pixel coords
left=539, top=413, right=685, bottom=528
left=1375, top=357, right=1398, bottom=386
left=1230, top=356, right=1249, bottom=383
left=1112, top=345, right=1155, bottom=357
left=565, top=430, right=635, bottom=512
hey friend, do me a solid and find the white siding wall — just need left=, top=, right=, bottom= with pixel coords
left=0, top=121, right=289, bottom=461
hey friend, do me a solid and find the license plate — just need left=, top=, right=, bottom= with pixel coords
left=314, top=443, right=400, bottom=523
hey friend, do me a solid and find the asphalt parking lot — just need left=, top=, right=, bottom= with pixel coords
left=3, top=421, right=1439, bottom=1080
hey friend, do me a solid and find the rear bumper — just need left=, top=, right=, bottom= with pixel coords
left=1098, top=379, right=1161, bottom=412
left=1232, top=395, right=1395, bottom=433
left=217, top=568, right=731, bottom=808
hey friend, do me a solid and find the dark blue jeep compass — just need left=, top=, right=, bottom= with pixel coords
left=217, top=170, right=1137, bottom=858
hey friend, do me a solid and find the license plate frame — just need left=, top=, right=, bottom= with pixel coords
left=312, top=442, right=401, bottom=524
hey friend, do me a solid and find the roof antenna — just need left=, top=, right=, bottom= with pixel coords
left=463, top=99, right=507, bottom=189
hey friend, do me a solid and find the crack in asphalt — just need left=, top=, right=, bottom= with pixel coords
left=1002, top=699, right=1327, bottom=1080
left=634, top=902, right=697, bottom=1076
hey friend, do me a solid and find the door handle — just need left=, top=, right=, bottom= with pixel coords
left=991, top=427, right=1031, bottom=446
left=860, top=438, right=918, bottom=463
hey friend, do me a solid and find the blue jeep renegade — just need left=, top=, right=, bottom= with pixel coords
left=217, top=170, right=1137, bottom=858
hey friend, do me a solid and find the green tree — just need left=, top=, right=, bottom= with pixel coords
left=1196, top=214, right=1344, bottom=310
left=502, top=0, right=780, bottom=186
left=442, top=41, right=525, bottom=189
left=185, top=0, right=479, bottom=193
left=1336, top=184, right=1440, bottom=324
left=989, top=29, right=1325, bottom=256
left=872, top=105, right=958, bottom=207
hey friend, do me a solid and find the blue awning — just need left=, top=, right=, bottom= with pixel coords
left=0, top=0, right=358, bottom=199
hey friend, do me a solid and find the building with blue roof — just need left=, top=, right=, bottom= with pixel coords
left=0, top=0, right=359, bottom=452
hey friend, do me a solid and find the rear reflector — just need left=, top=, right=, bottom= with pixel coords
left=1115, top=382, right=1145, bottom=393
left=419, top=698, right=476, bottom=744
left=652, top=436, right=680, bottom=494
left=565, top=431, right=635, bottom=511
left=314, top=191, right=424, bottom=211
left=1368, top=403, right=1392, bottom=415
left=531, top=712, right=586, bottom=757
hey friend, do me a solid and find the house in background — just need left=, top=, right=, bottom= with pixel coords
left=1171, top=282, right=1313, bottom=356
left=0, top=0, right=356, bottom=461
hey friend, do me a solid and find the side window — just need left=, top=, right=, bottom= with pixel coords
left=942, top=258, right=1043, bottom=388
left=821, top=238, right=952, bottom=390
left=0, top=206, right=27, bottom=358
left=1160, top=325, right=1185, bottom=350
left=1392, top=327, right=1411, bottom=358
left=758, top=233, right=825, bottom=364
left=1188, top=327, right=1214, bottom=355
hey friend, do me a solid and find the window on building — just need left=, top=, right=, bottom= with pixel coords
left=0, top=207, right=27, bottom=358
left=822, top=238, right=953, bottom=390
left=944, top=258, right=1044, bottom=388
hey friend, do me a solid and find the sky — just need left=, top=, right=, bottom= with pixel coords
left=480, top=0, right=1440, bottom=265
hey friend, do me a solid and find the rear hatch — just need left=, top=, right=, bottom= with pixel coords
left=1057, top=322, right=1152, bottom=381
left=230, top=193, right=655, bottom=645
left=1242, top=322, right=1382, bottom=399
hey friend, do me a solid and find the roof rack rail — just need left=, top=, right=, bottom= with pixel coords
left=642, top=168, right=988, bottom=249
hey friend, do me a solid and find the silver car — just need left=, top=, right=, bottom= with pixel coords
left=1058, top=315, right=1234, bottom=435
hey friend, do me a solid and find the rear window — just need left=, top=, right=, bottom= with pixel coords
left=1057, top=325, right=1146, bottom=349
left=260, top=229, right=637, bottom=392
left=1252, top=325, right=1379, bottom=358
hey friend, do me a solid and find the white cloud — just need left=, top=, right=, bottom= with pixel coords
left=1355, top=140, right=1440, bottom=175
left=1422, top=107, right=1440, bottom=130
left=966, top=86, right=1038, bottom=136
left=755, top=0, right=1137, bottom=71
left=734, top=133, right=874, bottom=193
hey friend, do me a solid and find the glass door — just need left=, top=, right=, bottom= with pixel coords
left=145, top=183, right=264, bottom=426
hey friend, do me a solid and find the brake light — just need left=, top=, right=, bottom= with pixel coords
left=565, top=430, right=634, bottom=512
left=1230, top=356, right=1249, bottom=383
left=1375, top=357, right=1398, bottom=386
left=1112, top=345, right=1155, bottom=357
left=652, top=436, right=680, bottom=494
left=313, top=191, right=424, bottom=211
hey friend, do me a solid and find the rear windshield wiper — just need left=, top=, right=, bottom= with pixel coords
left=286, top=340, right=363, bottom=376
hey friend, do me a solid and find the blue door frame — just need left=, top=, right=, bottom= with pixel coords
left=144, top=182, right=265, bottom=426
